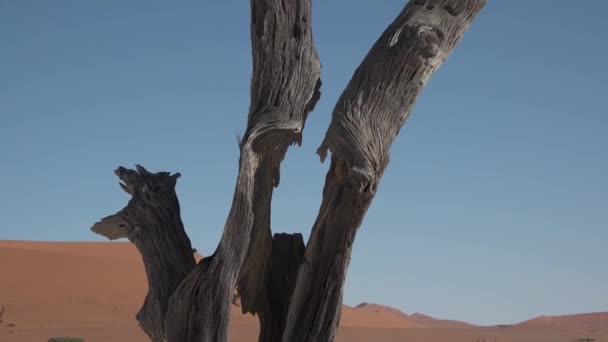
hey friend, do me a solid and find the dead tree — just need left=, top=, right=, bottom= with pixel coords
left=91, top=0, right=486, bottom=341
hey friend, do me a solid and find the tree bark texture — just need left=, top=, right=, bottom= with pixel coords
left=282, top=1, right=486, bottom=341
left=91, top=166, right=196, bottom=342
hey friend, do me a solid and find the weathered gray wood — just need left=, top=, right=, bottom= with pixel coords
left=91, top=165, right=196, bottom=342
left=282, top=1, right=486, bottom=341
left=163, top=0, right=321, bottom=341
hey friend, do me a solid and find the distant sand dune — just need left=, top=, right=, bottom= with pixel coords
left=513, top=312, right=608, bottom=331
left=1, top=240, right=606, bottom=342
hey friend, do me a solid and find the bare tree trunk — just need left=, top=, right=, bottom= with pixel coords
left=282, top=1, right=486, bottom=341
left=91, top=0, right=486, bottom=341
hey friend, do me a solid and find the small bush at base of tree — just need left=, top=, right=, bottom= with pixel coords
left=48, top=337, right=84, bottom=342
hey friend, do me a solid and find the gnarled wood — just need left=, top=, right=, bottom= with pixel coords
left=283, top=1, right=486, bottom=341
left=91, top=165, right=196, bottom=342
left=164, top=0, right=321, bottom=341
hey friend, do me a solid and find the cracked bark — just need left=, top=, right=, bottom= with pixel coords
left=233, top=0, right=320, bottom=341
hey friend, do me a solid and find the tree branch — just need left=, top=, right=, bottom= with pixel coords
left=91, top=165, right=196, bottom=342
left=283, top=1, right=486, bottom=341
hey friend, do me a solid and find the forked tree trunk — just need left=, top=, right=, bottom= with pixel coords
left=91, top=0, right=485, bottom=341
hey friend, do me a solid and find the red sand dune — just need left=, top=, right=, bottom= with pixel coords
left=407, top=312, right=474, bottom=329
left=350, top=303, right=472, bottom=328
left=354, top=302, right=410, bottom=319
left=1, top=240, right=606, bottom=342
left=343, top=303, right=424, bottom=328
left=513, top=312, right=608, bottom=331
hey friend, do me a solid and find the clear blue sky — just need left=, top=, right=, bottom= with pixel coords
left=1, top=0, right=606, bottom=326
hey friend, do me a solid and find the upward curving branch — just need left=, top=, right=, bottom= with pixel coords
left=283, top=1, right=486, bottom=341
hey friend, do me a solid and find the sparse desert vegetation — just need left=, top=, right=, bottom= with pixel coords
left=47, top=338, right=85, bottom=342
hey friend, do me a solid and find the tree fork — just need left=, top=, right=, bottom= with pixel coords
left=90, top=0, right=487, bottom=341
left=283, top=1, right=486, bottom=341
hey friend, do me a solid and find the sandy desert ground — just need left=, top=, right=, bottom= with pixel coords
left=1, top=240, right=606, bottom=342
